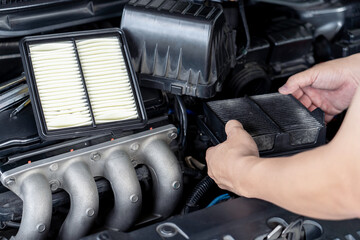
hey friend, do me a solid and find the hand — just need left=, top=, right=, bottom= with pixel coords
left=206, top=120, right=259, bottom=197
left=279, top=54, right=360, bottom=122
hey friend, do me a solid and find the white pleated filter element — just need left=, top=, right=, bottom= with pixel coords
left=29, top=42, right=93, bottom=130
left=76, top=37, right=138, bottom=124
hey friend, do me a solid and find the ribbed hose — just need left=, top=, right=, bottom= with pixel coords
left=184, top=176, right=215, bottom=214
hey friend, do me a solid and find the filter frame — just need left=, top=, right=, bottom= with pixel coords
left=20, top=28, right=147, bottom=140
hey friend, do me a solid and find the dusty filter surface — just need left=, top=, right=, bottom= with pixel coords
left=29, top=42, right=93, bottom=130
left=76, top=37, right=138, bottom=124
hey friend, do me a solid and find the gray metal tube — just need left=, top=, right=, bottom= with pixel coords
left=143, top=139, right=183, bottom=218
left=15, top=173, right=52, bottom=240
left=58, top=161, right=99, bottom=240
left=104, top=150, right=142, bottom=231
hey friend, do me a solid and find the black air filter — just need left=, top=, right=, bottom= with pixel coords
left=203, top=93, right=325, bottom=156
left=20, top=28, right=147, bottom=140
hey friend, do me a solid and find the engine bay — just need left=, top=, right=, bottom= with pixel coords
left=1, top=0, right=360, bottom=239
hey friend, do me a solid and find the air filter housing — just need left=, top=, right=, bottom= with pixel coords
left=20, top=28, right=147, bottom=140
left=203, top=93, right=326, bottom=156
left=121, top=0, right=236, bottom=98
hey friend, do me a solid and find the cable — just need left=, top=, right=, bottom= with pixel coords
left=175, top=95, right=187, bottom=149
left=184, top=176, right=215, bottom=214
left=236, top=0, right=251, bottom=61
left=4, top=221, right=20, bottom=228
left=206, top=193, right=231, bottom=208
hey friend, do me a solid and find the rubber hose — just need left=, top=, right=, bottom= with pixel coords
left=184, top=176, right=215, bottom=213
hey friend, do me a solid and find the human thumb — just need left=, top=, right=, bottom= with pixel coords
left=225, top=120, right=244, bottom=138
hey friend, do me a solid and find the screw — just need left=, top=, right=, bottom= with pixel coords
left=37, top=223, right=46, bottom=233
left=168, top=132, right=177, bottom=140
left=4, top=177, right=15, bottom=187
left=130, top=143, right=139, bottom=151
left=90, top=152, right=101, bottom=161
left=172, top=181, right=181, bottom=190
left=49, top=163, right=58, bottom=172
left=86, top=208, right=95, bottom=217
left=49, top=180, right=60, bottom=191
left=130, top=194, right=139, bottom=203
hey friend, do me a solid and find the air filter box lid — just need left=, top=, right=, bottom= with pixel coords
left=203, top=93, right=326, bottom=156
left=121, top=0, right=236, bottom=98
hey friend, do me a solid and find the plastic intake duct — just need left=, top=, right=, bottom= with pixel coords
left=20, top=29, right=147, bottom=140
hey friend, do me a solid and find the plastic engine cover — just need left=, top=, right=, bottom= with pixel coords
left=121, top=0, right=236, bottom=98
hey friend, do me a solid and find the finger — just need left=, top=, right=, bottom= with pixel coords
left=299, top=93, right=313, bottom=108
left=325, top=114, right=335, bottom=123
left=206, top=146, right=215, bottom=157
left=225, top=120, right=243, bottom=138
left=309, top=104, right=317, bottom=112
left=279, top=69, right=315, bottom=94
left=290, top=88, right=305, bottom=100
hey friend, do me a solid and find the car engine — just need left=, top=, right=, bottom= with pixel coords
left=1, top=0, right=360, bottom=239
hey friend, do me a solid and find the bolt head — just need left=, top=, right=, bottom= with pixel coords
left=130, top=143, right=140, bottom=151
left=130, top=194, right=139, bottom=203
left=4, top=177, right=15, bottom=187
left=37, top=223, right=46, bottom=233
left=49, top=180, right=60, bottom=191
left=86, top=208, right=95, bottom=217
left=172, top=181, right=181, bottom=190
left=49, top=163, right=58, bottom=172
left=90, top=152, right=101, bottom=161
left=168, top=132, right=177, bottom=140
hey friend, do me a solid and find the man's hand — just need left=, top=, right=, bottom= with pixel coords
left=279, top=54, right=360, bottom=122
left=206, top=120, right=259, bottom=197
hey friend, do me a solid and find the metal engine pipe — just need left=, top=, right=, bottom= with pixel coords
left=143, top=139, right=183, bottom=218
left=57, top=161, right=99, bottom=240
left=1, top=125, right=181, bottom=239
left=13, top=173, right=52, bottom=240
left=104, top=150, right=142, bottom=231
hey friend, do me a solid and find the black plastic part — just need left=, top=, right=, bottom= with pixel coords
left=20, top=28, right=148, bottom=141
left=267, top=20, right=313, bottom=69
left=184, top=176, right=215, bottom=214
left=0, top=0, right=128, bottom=38
left=333, top=29, right=360, bottom=58
left=203, top=93, right=325, bottom=156
left=0, top=105, right=38, bottom=150
left=225, top=63, right=270, bottom=98
left=246, top=36, right=270, bottom=64
left=82, top=197, right=360, bottom=240
left=257, top=0, right=360, bottom=41
left=121, top=0, right=236, bottom=98
left=141, top=87, right=168, bottom=119
left=0, top=39, right=23, bottom=83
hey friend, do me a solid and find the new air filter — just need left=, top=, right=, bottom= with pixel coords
left=203, top=93, right=326, bottom=156
left=20, top=29, right=147, bottom=140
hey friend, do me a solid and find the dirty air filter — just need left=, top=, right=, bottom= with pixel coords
left=203, top=93, right=326, bottom=156
left=120, top=0, right=236, bottom=98
left=20, top=29, right=147, bottom=140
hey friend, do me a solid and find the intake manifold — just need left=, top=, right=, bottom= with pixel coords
left=1, top=125, right=182, bottom=240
